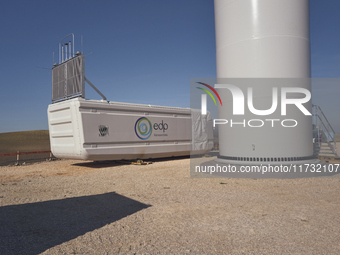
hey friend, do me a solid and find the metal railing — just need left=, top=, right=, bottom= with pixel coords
left=312, top=104, right=338, bottom=157
left=0, top=151, right=55, bottom=165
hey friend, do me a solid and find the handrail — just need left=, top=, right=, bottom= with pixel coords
left=312, top=104, right=337, bottom=157
left=316, top=115, right=334, bottom=145
left=316, top=105, right=336, bottom=136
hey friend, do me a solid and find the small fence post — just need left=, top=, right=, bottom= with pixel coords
left=17, top=151, right=20, bottom=163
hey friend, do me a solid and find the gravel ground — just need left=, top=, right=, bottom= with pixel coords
left=1, top=157, right=340, bottom=254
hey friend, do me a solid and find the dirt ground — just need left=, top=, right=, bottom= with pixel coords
left=1, top=157, right=340, bottom=254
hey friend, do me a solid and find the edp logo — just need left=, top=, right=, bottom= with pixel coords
left=153, top=120, right=168, bottom=133
left=135, top=118, right=169, bottom=140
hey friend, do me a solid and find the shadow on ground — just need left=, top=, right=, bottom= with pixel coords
left=0, top=192, right=150, bottom=255
left=73, top=155, right=192, bottom=169
left=73, top=160, right=131, bottom=168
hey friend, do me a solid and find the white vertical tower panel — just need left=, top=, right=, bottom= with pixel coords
left=214, top=0, right=310, bottom=78
left=214, top=0, right=313, bottom=162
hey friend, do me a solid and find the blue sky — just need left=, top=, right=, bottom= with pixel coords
left=0, top=0, right=339, bottom=133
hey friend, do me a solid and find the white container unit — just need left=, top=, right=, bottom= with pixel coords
left=48, top=97, right=213, bottom=161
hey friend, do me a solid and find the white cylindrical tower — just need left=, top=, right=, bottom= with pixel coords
left=215, top=0, right=310, bottom=78
left=214, top=0, right=313, bottom=163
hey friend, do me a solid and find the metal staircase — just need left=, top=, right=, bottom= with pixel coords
left=312, top=105, right=338, bottom=158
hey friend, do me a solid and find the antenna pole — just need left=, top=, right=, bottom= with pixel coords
left=61, top=45, right=64, bottom=62
left=73, top=34, right=75, bottom=57
left=58, top=33, right=74, bottom=63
